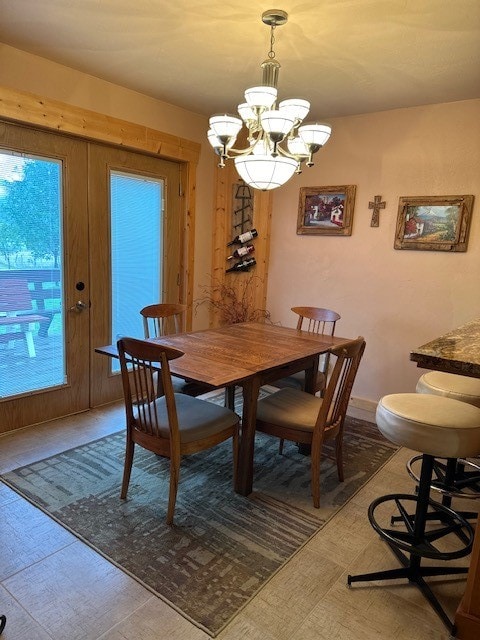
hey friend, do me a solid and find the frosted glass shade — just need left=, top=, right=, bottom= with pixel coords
left=287, top=136, right=310, bottom=157
left=298, top=123, right=332, bottom=147
left=260, top=110, right=295, bottom=137
left=207, top=129, right=222, bottom=149
left=238, top=102, right=256, bottom=123
left=244, top=86, right=277, bottom=109
left=234, top=153, right=298, bottom=191
left=279, top=98, right=310, bottom=123
left=209, top=114, right=243, bottom=141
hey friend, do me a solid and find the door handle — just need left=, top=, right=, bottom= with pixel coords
left=69, top=300, right=88, bottom=312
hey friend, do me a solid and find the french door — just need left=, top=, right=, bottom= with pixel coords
left=88, top=144, right=183, bottom=407
left=0, top=121, right=183, bottom=430
left=0, top=122, right=89, bottom=430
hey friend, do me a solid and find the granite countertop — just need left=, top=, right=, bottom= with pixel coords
left=410, top=318, right=480, bottom=378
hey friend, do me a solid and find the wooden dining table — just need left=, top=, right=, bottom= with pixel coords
left=411, top=318, right=480, bottom=640
left=95, top=321, right=353, bottom=496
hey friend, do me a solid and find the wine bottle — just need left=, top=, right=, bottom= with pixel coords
left=227, top=228, right=258, bottom=246
left=227, top=244, right=255, bottom=260
left=225, top=257, right=256, bottom=273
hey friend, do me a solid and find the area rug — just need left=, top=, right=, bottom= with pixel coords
left=1, top=387, right=396, bottom=636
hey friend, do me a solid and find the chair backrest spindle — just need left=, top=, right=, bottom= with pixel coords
left=315, top=337, right=365, bottom=435
left=292, top=306, right=341, bottom=382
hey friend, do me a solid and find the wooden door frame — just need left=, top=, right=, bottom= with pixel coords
left=0, top=86, right=200, bottom=328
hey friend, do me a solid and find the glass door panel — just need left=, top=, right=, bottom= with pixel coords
left=0, top=151, right=65, bottom=397
left=111, top=170, right=163, bottom=343
left=111, top=170, right=163, bottom=372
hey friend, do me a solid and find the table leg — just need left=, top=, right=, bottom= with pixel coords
left=304, top=354, right=319, bottom=394
left=235, top=376, right=262, bottom=496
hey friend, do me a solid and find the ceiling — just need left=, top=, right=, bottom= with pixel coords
left=1, top=0, right=480, bottom=122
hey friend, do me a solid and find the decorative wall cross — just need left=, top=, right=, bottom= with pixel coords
left=369, top=195, right=386, bottom=227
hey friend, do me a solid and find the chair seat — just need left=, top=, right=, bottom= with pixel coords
left=138, top=393, right=238, bottom=443
left=376, top=393, right=480, bottom=459
left=256, top=387, right=322, bottom=432
left=416, top=371, right=480, bottom=408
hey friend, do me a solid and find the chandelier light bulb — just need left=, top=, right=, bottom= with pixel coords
left=207, top=11, right=332, bottom=190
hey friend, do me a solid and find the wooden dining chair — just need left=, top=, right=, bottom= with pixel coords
left=275, top=306, right=341, bottom=395
left=255, top=336, right=365, bottom=508
left=140, top=302, right=187, bottom=338
left=118, top=337, right=239, bottom=525
left=140, top=302, right=213, bottom=396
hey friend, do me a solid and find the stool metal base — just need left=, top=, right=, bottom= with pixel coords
left=371, top=494, right=474, bottom=559
left=348, top=455, right=474, bottom=633
left=0, top=615, right=5, bottom=635
left=405, top=455, right=480, bottom=522
left=407, top=455, right=480, bottom=501
left=347, top=542, right=467, bottom=632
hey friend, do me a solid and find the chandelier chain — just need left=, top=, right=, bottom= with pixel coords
left=268, top=25, right=276, bottom=59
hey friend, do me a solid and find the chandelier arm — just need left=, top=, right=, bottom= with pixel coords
left=276, top=143, right=307, bottom=162
left=221, top=143, right=257, bottom=159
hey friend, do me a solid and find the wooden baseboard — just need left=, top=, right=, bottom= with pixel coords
left=347, top=396, right=377, bottom=421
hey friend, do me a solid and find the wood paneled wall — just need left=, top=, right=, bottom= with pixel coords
left=210, top=158, right=272, bottom=326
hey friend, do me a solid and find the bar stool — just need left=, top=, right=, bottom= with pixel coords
left=411, top=372, right=480, bottom=512
left=416, top=371, right=480, bottom=408
left=348, top=393, right=480, bottom=632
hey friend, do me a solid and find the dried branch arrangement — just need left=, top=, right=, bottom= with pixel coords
left=194, top=274, right=271, bottom=325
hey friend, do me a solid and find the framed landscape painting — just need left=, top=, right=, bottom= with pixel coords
left=297, top=185, right=356, bottom=236
left=394, top=195, right=474, bottom=252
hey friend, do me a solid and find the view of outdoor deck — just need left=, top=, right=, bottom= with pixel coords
left=0, top=273, right=64, bottom=398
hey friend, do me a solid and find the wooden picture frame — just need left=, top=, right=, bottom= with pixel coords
left=297, top=185, right=356, bottom=236
left=394, top=195, right=474, bottom=252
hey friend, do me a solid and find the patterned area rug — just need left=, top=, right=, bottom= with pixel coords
left=1, top=387, right=396, bottom=637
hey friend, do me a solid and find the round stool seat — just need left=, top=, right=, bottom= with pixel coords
left=416, top=371, right=480, bottom=408
left=376, top=393, right=480, bottom=459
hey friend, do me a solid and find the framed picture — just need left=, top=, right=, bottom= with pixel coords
left=297, top=185, right=356, bottom=236
left=394, top=195, right=474, bottom=252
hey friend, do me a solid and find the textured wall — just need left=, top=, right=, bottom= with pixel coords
left=266, top=99, right=480, bottom=413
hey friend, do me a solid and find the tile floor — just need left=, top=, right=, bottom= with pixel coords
left=0, top=403, right=475, bottom=639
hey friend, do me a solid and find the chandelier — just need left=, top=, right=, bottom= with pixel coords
left=207, top=9, right=332, bottom=191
